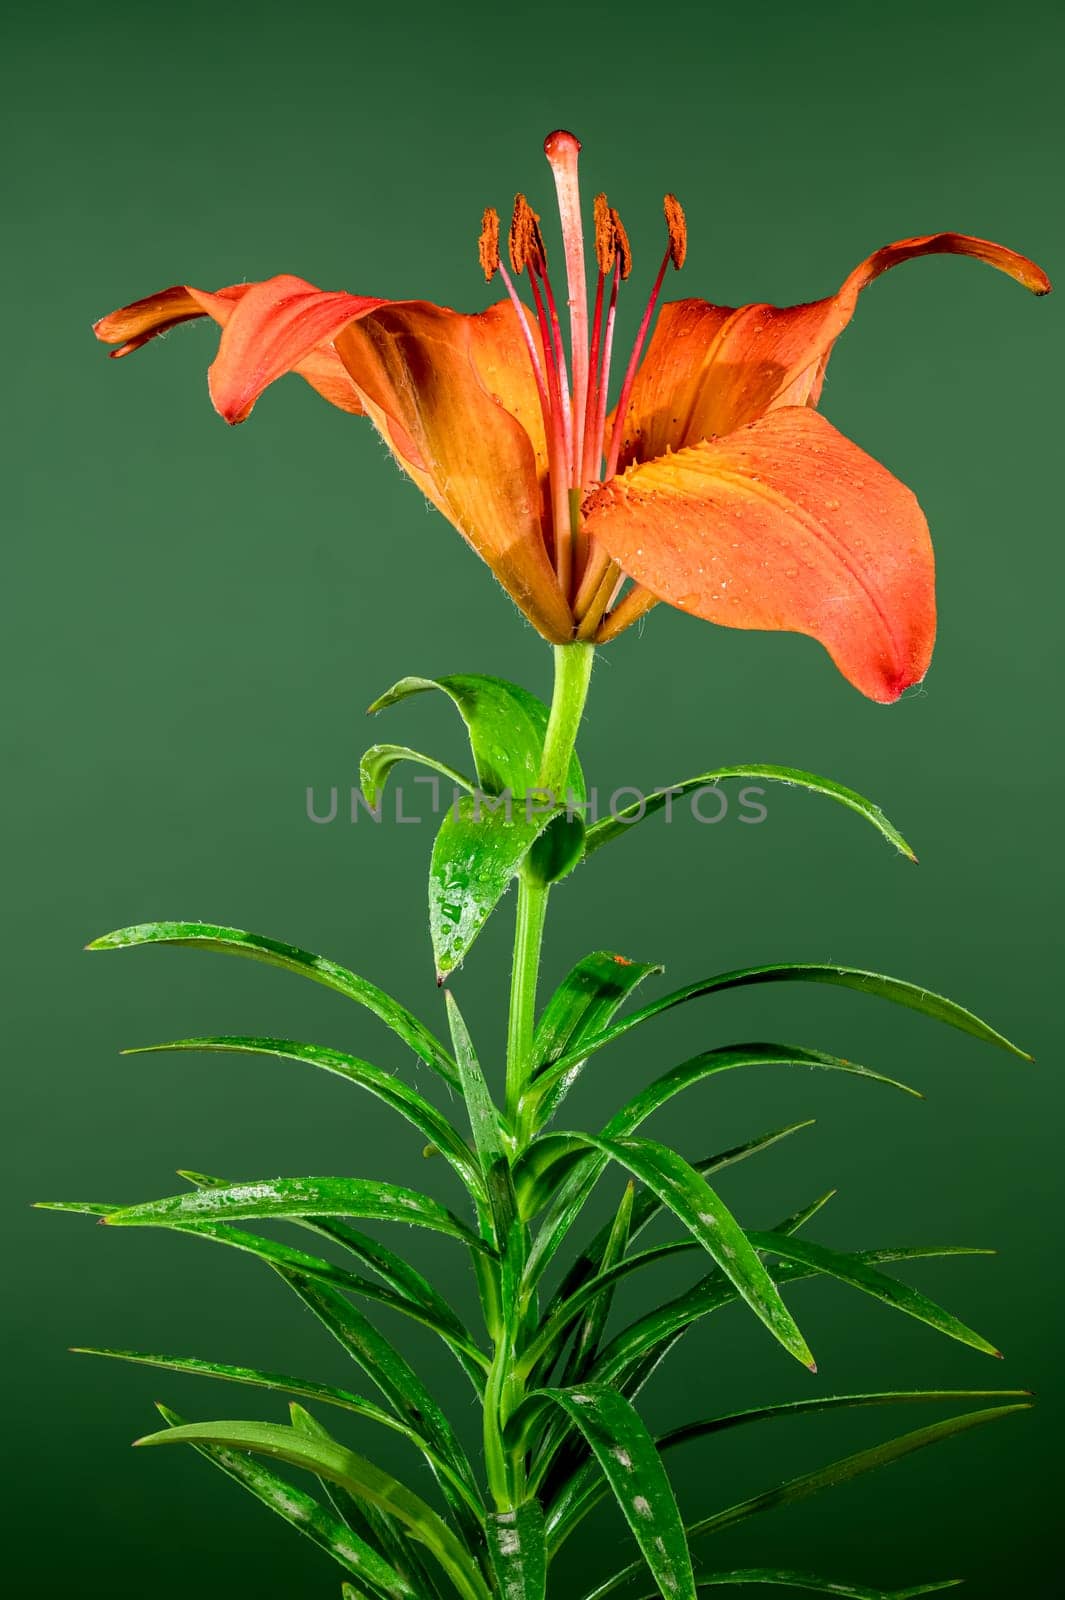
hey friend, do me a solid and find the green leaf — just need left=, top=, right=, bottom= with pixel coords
left=687, top=1402, right=1030, bottom=1541
left=86, top=922, right=459, bottom=1088
left=445, top=992, right=517, bottom=1248
left=359, top=744, right=473, bottom=810
left=593, top=1244, right=996, bottom=1391
left=430, top=795, right=566, bottom=978
left=583, top=765, right=917, bottom=861
left=548, top=1389, right=1028, bottom=1548
left=545, top=1120, right=816, bottom=1339
left=526, top=951, right=663, bottom=1131
left=135, top=1417, right=492, bottom=1600
left=276, top=1271, right=482, bottom=1545
left=520, top=1040, right=911, bottom=1239
left=541, top=1133, right=815, bottom=1371
left=579, top=1404, right=1027, bottom=1600
left=514, top=1384, right=695, bottom=1600
left=639, top=1572, right=960, bottom=1598
left=127, top=1036, right=484, bottom=1199
left=559, top=1182, right=634, bottom=1388
left=101, top=1175, right=488, bottom=1253
left=486, top=1501, right=548, bottom=1600
left=291, top=1404, right=454, bottom=1600
left=150, top=1404, right=416, bottom=1598
left=170, top=1169, right=486, bottom=1388
left=368, top=673, right=585, bottom=801
left=74, top=1347, right=483, bottom=1516
left=63, top=1198, right=487, bottom=1376
left=534, top=963, right=1031, bottom=1095
left=746, top=1231, right=1000, bottom=1357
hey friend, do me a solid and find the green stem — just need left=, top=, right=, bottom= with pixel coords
left=504, top=643, right=595, bottom=1129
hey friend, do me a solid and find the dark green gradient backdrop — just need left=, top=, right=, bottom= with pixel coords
left=3, top=0, right=1062, bottom=1593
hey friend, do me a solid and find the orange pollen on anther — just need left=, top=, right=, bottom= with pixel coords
left=611, top=207, right=633, bottom=280
left=593, top=193, right=615, bottom=275
left=509, top=193, right=546, bottom=275
left=478, top=208, right=500, bottom=281
left=663, top=193, right=687, bottom=270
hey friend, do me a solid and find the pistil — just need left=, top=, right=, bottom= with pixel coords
left=544, top=131, right=590, bottom=483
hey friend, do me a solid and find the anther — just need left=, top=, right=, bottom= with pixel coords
left=663, top=193, right=687, bottom=271
left=594, top=194, right=615, bottom=275
left=509, top=194, right=546, bottom=275
left=478, top=208, right=500, bottom=282
left=611, top=208, right=633, bottom=280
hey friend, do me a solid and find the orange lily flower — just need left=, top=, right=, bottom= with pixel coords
left=94, top=132, right=1048, bottom=701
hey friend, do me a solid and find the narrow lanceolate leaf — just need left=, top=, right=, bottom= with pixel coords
left=547, top=1390, right=1028, bottom=1546
left=134, top=1418, right=493, bottom=1600
left=579, top=1405, right=1027, bottom=1600
left=128, top=1036, right=484, bottom=1198
left=688, top=1403, right=1031, bottom=1542
left=289, top=1400, right=412, bottom=1600
left=368, top=673, right=585, bottom=801
left=431, top=796, right=565, bottom=978
left=584, top=764, right=916, bottom=860
left=534, top=965, right=1031, bottom=1096
left=533, top=1133, right=815, bottom=1371
left=546, top=1120, right=815, bottom=1334
left=487, top=1501, right=548, bottom=1600
left=560, top=1183, right=634, bottom=1388
left=592, top=1245, right=997, bottom=1393
left=528, top=951, right=663, bottom=1126
left=150, top=1404, right=416, bottom=1598
left=45, top=1195, right=483, bottom=1367
left=521, top=1040, right=913, bottom=1218
left=515, top=1385, right=695, bottom=1600
left=746, top=1232, right=1000, bottom=1357
left=73, top=1348, right=482, bottom=1515
left=359, top=744, right=473, bottom=810
left=174, top=1169, right=481, bottom=1381
left=86, top=921, right=460, bottom=1087
left=275, top=1271, right=483, bottom=1546
left=101, top=1176, right=488, bottom=1253
left=530, top=1197, right=836, bottom=1503
left=445, top=992, right=516, bottom=1245
left=291, top=1403, right=453, bottom=1600
left=634, top=1572, right=960, bottom=1599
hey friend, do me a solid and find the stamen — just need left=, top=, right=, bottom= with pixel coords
left=611, top=207, right=633, bottom=280
left=593, top=193, right=616, bottom=276
left=509, top=194, right=546, bottom=275
left=544, top=130, right=590, bottom=486
left=478, top=207, right=501, bottom=281
left=581, top=203, right=629, bottom=488
left=663, top=193, right=687, bottom=270
left=603, top=192, right=687, bottom=481
left=595, top=583, right=659, bottom=642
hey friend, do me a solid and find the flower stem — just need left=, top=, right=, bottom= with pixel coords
left=504, top=642, right=595, bottom=1130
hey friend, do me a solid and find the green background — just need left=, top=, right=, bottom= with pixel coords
left=3, top=0, right=1061, bottom=1592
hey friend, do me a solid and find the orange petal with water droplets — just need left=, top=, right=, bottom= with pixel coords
left=335, top=298, right=569, bottom=640
left=93, top=280, right=367, bottom=415
left=616, top=231, right=1050, bottom=465
left=584, top=407, right=935, bottom=703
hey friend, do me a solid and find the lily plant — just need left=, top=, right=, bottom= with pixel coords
left=52, top=131, right=1050, bottom=1600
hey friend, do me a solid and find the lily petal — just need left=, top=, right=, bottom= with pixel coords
left=336, top=300, right=570, bottom=639
left=161, top=274, right=568, bottom=639
left=617, top=232, right=1050, bottom=464
left=583, top=407, right=935, bottom=702
left=94, top=280, right=367, bottom=415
